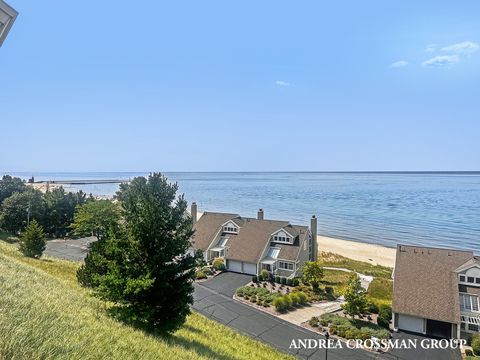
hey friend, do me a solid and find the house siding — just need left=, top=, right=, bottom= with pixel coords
left=295, top=234, right=312, bottom=277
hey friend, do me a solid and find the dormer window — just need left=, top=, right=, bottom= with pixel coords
left=460, top=275, right=466, bottom=282
left=222, top=221, right=239, bottom=234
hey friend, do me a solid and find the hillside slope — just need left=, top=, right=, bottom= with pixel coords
left=0, top=242, right=293, bottom=360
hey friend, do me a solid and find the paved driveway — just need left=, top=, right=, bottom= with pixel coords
left=194, top=273, right=379, bottom=360
left=45, top=237, right=95, bottom=261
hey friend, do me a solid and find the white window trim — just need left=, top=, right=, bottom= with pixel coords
left=460, top=292, right=480, bottom=313
left=270, top=228, right=295, bottom=244
left=278, top=260, right=295, bottom=271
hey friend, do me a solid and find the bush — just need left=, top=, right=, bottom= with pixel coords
left=252, top=275, right=258, bottom=283
left=289, top=293, right=299, bottom=306
left=212, top=258, right=225, bottom=271
left=195, top=270, right=207, bottom=280
left=19, top=220, right=46, bottom=259
left=286, top=278, right=293, bottom=286
left=472, top=334, right=480, bottom=355
left=281, top=277, right=287, bottom=285
left=292, top=278, right=300, bottom=286
left=309, top=317, right=319, bottom=327
left=273, top=297, right=287, bottom=312
left=250, top=297, right=257, bottom=303
left=325, top=286, right=334, bottom=295
left=202, top=266, right=213, bottom=276
left=260, top=269, right=269, bottom=281
left=377, top=305, right=392, bottom=329
left=275, top=276, right=281, bottom=283
left=297, top=292, right=308, bottom=305
left=283, top=294, right=292, bottom=308
left=367, top=302, right=379, bottom=314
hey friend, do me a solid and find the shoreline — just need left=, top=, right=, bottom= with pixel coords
left=317, top=235, right=396, bottom=268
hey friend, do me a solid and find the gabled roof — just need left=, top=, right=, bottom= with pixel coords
left=192, top=211, right=308, bottom=264
left=455, top=257, right=480, bottom=273
left=393, top=245, right=474, bottom=324
left=192, top=212, right=239, bottom=250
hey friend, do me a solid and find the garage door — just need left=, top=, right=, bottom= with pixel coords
left=426, top=319, right=452, bottom=338
left=227, top=260, right=242, bottom=273
left=398, top=314, right=424, bottom=334
left=243, top=263, right=257, bottom=275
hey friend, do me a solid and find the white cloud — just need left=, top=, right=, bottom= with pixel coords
left=441, top=41, right=479, bottom=54
left=425, top=44, right=437, bottom=52
left=389, top=60, right=408, bottom=68
left=275, top=80, right=290, bottom=86
left=422, top=55, right=460, bottom=67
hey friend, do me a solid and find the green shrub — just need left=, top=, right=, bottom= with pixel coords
left=289, top=293, right=299, bottom=306
left=377, top=305, right=392, bottom=329
left=296, top=292, right=308, bottom=305
left=250, top=297, right=257, bottom=303
left=286, top=278, right=293, bottom=286
left=252, top=275, right=258, bottom=283
left=367, top=302, right=379, bottom=314
left=195, top=270, right=207, bottom=280
left=281, top=277, right=287, bottom=285
left=471, top=334, right=480, bottom=355
left=282, top=295, right=292, bottom=309
left=260, top=269, right=269, bottom=281
left=212, top=258, right=225, bottom=271
left=309, top=317, right=319, bottom=327
left=275, top=276, right=281, bottom=283
left=292, top=278, right=300, bottom=286
left=325, top=286, right=334, bottom=295
left=273, top=297, right=287, bottom=312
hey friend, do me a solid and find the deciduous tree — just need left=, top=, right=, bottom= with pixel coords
left=342, top=273, right=368, bottom=320
left=302, top=261, right=324, bottom=289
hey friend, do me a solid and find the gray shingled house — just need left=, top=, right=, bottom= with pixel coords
left=189, top=203, right=318, bottom=278
left=393, top=245, right=480, bottom=339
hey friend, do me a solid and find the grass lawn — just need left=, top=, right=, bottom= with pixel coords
left=0, top=241, right=293, bottom=360
left=367, top=278, right=393, bottom=307
left=321, top=269, right=352, bottom=297
left=318, top=252, right=393, bottom=279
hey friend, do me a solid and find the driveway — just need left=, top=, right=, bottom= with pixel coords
left=45, top=237, right=96, bottom=261
left=194, top=273, right=379, bottom=360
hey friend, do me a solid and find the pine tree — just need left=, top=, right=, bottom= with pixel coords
left=78, top=173, right=196, bottom=333
left=19, top=220, right=46, bottom=258
left=342, top=273, right=368, bottom=320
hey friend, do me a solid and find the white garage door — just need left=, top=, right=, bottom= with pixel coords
left=398, top=314, right=424, bottom=334
left=227, top=260, right=242, bottom=273
left=243, top=263, right=257, bottom=275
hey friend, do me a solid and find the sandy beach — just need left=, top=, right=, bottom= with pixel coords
left=317, top=235, right=396, bottom=268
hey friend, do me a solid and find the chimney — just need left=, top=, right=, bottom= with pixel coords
left=311, top=215, right=318, bottom=262
left=257, top=208, right=264, bottom=220
left=191, top=202, right=197, bottom=224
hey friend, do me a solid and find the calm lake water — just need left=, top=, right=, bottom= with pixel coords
left=6, top=172, right=480, bottom=253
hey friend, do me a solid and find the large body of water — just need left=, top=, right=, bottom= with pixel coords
left=5, top=172, right=480, bottom=253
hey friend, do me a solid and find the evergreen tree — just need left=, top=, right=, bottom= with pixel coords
left=19, top=220, right=46, bottom=258
left=342, top=273, right=368, bottom=320
left=78, top=173, right=195, bottom=333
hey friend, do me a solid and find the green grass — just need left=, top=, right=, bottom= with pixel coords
left=318, top=252, right=393, bottom=279
left=367, top=278, right=393, bottom=307
left=0, top=230, right=17, bottom=243
left=0, top=241, right=293, bottom=360
left=321, top=269, right=352, bottom=296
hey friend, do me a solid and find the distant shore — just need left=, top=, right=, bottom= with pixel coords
left=317, top=235, right=396, bottom=268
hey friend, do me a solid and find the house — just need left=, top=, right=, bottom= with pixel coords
left=393, top=244, right=480, bottom=339
left=0, top=0, right=18, bottom=47
left=189, top=202, right=318, bottom=278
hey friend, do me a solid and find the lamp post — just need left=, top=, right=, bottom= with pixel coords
left=0, top=0, right=18, bottom=47
left=324, top=331, right=330, bottom=360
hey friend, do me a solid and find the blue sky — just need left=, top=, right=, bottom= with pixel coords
left=1, top=0, right=479, bottom=171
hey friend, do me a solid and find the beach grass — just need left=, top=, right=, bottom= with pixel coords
left=367, top=278, right=393, bottom=307
left=319, top=252, right=393, bottom=279
left=0, top=241, right=293, bottom=360
left=321, top=269, right=352, bottom=296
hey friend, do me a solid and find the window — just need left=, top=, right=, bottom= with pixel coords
left=217, top=237, right=229, bottom=247
left=468, top=277, right=475, bottom=283
left=461, top=322, right=466, bottom=330
left=469, top=324, right=479, bottom=332
left=266, top=248, right=280, bottom=259
left=460, top=293, right=480, bottom=312
left=476, top=278, right=480, bottom=284
left=279, top=261, right=294, bottom=271
left=460, top=275, right=466, bottom=282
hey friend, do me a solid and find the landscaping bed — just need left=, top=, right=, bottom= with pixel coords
left=305, top=313, right=391, bottom=341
